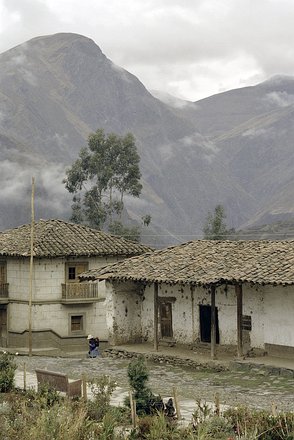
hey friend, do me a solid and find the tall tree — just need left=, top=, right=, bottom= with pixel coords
left=63, top=129, right=143, bottom=233
left=203, top=204, right=232, bottom=240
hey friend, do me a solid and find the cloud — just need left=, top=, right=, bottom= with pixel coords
left=1, top=0, right=294, bottom=100
left=182, top=132, right=219, bottom=155
left=242, top=128, right=268, bottom=138
left=0, top=158, right=70, bottom=216
left=150, top=89, right=196, bottom=108
left=264, top=91, right=294, bottom=108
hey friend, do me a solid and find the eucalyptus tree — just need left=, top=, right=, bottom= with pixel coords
left=203, top=204, right=231, bottom=240
left=64, top=129, right=142, bottom=232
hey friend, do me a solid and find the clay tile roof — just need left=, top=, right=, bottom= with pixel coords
left=79, top=239, right=294, bottom=286
left=0, top=219, right=152, bottom=258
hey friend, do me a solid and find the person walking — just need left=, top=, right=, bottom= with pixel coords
left=87, top=335, right=99, bottom=358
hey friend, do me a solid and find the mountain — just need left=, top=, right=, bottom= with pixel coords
left=0, top=33, right=294, bottom=245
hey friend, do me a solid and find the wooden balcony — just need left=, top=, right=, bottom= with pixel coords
left=0, top=283, right=9, bottom=303
left=61, top=282, right=99, bottom=303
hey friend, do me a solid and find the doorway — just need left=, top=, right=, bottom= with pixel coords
left=199, top=304, right=220, bottom=343
left=0, top=306, right=7, bottom=347
left=160, top=302, right=173, bottom=338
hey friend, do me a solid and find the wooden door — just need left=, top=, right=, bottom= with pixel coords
left=160, top=302, right=173, bottom=338
left=199, top=305, right=220, bottom=344
left=0, top=307, right=7, bottom=347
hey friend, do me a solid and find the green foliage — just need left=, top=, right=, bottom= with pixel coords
left=127, top=356, right=149, bottom=391
left=87, top=374, right=117, bottom=422
left=108, top=220, right=141, bottom=242
left=64, top=128, right=143, bottom=232
left=142, top=214, right=152, bottom=227
left=1, top=389, right=294, bottom=440
left=36, top=383, right=63, bottom=407
left=2, top=396, right=98, bottom=440
left=125, top=356, right=164, bottom=416
left=203, top=204, right=234, bottom=240
left=0, top=351, right=17, bottom=392
left=145, top=412, right=179, bottom=440
left=224, top=406, right=294, bottom=440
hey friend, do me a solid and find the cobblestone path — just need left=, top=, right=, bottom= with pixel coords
left=15, top=354, right=294, bottom=415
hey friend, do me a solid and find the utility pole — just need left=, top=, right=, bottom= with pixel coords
left=28, top=177, right=35, bottom=357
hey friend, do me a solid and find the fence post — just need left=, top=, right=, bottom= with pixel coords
left=23, top=362, right=26, bottom=391
left=173, top=387, right=181, bottom=419
left=130, top=391, right=136, bottom=428
left=214, top=392, right=220, bottom=416
left=82, top=374, right=87, bottom=401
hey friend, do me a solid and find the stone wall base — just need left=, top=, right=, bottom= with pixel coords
left=265, top=343, right=294, bottom=358
left=7, top=330, right=108, bottom=356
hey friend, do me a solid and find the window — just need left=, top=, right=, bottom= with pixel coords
left=66, top=262, right=88, bottom=282
left=242, top=315, right=252, bottom=331
left=0, top=262, right=7, bottom=284
left=68, top=267, right=76, bottom=280
left=71, top=315, right=83, bottom=332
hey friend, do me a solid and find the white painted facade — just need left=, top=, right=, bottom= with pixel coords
left=5, top=255, right=122, bottom=350
left=105, top=280, right=294, bottom=356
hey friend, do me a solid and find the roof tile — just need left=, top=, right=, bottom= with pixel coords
left=0, top=219, right=151, bottom=258
left=80, top=239, right=294, bottom=286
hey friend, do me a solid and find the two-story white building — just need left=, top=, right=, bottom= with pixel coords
left=0, top=219, right=150, bottom=354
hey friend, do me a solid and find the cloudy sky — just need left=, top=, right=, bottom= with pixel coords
left=0, top=0, right=294, bottom=101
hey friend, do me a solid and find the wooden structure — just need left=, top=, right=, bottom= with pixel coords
left=61, top=282, right=99, bottom=302
left=35, top=368, right=82, bottom=397
left=0, top=283, right=9, bottom=300
left=80, top=239, right=294, bottom=359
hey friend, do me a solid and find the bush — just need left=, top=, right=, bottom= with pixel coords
left=125, top=356, right=164, bottom=416
left=0, top=351, right=17, bottom=392
left=224, top=406, right=294, bottom=440
left=87, top=374, right=117, bottom=421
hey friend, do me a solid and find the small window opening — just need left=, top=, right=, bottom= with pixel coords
left=71, top=315, right=83, bottom=332
left=68, top=267, right=76, bottom=280
left=242, top=315, right=252, bottom=331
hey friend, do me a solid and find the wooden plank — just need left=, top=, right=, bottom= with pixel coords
left=236, top=283, right=243, bottom=358
left=173, top=386, right=181, bottom=419
left=28, top=177, right=35, bottom=357
left=190, top=286, right=196, bottom=342
left=210, top=285, right=216, bottom=360
left=154, top=283, right=159, bottom=351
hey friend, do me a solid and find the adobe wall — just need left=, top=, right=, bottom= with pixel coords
left=6, top=255, right=122, bottom=349
left=105, top=280, right=142, bottom=345
left=263, top=284, right=294, bottom=355
left=137, top=282, right=265, bottom=350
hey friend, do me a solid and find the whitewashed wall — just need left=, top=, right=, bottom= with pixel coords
left=107, top=281, right=279, bottom=351
left=264, top=284, right=294, bottom=348
left=6, top=255, right=122, bottom=341
left=105, top=280, right=142, bottom=344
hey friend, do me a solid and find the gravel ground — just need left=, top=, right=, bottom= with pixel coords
left=14, top=352, right=294, bottom=414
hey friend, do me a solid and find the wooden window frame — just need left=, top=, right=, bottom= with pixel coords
left=0, top=261, right=7, bottom=284
left=65, top=262, right=89, bottom=283
left=69, top=313, right=85, bottom=335
left=242, top=315, right=252, bottom=331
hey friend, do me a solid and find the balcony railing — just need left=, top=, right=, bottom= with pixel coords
left=61, top=282, right=99, bottom=302
left=0, top=283, right=9, bottom=300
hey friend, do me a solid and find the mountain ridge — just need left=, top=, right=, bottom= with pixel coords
left=0, top=32, right=294, bottom=245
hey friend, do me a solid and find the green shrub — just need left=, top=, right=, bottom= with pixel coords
left=1, top=392, right=99, bottom=440
left=224, top=406, right=294, bottom=440
left=125, top=356, right=164, bottom=416
left=0, top=351, right=17, bottom=392
left=193, top=415, right=234, bottom=440
left=87, top=374, right=117, bottom=421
